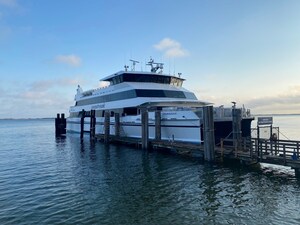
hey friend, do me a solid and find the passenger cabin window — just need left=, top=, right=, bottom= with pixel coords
left=170, top=77, right=183, bottom=87
left=123, top=107, right=138, bottom=116
left=111, top=75, right=123, bottom=85
left=106, top=73, right=184, bottom=86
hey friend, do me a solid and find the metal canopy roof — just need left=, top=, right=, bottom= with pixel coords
left=137, top=100, right=213, bottom=110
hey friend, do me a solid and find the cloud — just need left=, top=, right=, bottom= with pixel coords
left=0, top=77, right=88, bottom=118
left=0, top=91, right=73, bottom=118
left=55, top=54, right=82, bottom=67
left=192, top=83, right=300, bottom=115
left=0, top=0, right=18, bottom=8
left=29, top=77, right=84, bottom=92
left=154, top=38, right=189, bottom=58
left=243, top=86, right=300, bottom=114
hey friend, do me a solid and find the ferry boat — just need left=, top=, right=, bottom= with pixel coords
left=67, top=59, right=253, bottom=143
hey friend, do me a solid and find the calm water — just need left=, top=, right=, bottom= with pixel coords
left=0, top=117, right=300, bottom=225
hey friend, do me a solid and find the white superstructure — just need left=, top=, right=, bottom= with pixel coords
left=67, top=59, right=243, bottom=143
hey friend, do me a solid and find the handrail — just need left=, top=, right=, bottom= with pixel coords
left=251, top=138, right=300, bottom=159
left=219, top=137, right=300, bottom=162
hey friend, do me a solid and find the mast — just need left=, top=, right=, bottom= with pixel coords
left=129, top=59, right=139, bottom=71
left=146, top=58, right=164, bottom=73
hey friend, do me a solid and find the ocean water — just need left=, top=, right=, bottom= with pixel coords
left=0, top=117, right=300, bottom=225
left=268, top=115, right=300, bottom=140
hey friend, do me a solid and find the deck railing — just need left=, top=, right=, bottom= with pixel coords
left=251, top=138, right=300, bottom=161
left=220, top=137, right=300, bottom=165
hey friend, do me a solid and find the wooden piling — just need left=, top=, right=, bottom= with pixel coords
left=115, top=113, right=120, bottom=137
left=90, top=110, right=96, bottom=139
left=155, top=110, right=161, bottom=141
left=104, top=111, right=110, bottom=143
left=55, top=113, right=66, bottom=136
left=203, top=106, right=215, bottom=161
left=232, top=108, right=242, bottom=153
left=295, top=168, right=300, bottom=178
left=61, top=113, right=66, bottom=135
left=55, top=114, right=61, bottom=136
left=80, top=110, right=85, bottom=139
left=220, top=139, right=224, bottom=161
left=141, top=109, right=149, bottom=149
left=259, top=141, right=263, bottom=161
left=283, top=144, right=286, bottom=165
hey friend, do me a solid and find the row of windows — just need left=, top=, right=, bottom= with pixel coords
left=75, top=89, right=197, bottom=106
left=69, top=107, right=139, bottom=118
left=135, top=89, right=186, bottom=98
left=108, top=73, right=184, bottom=87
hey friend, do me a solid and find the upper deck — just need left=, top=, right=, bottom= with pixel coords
left=101, top=71, right=185, bottom=87
left=100, top=58, right=185, bottom=87
left=75, top=59, right=191, bottom=102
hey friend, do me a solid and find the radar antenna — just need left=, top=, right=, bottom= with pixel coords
left=129, top=59, right=139, bottom=71
left=146, top=57, right=164, bottom=73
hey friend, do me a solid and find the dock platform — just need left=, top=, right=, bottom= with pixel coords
left=95, top=134, right=300, bottom=177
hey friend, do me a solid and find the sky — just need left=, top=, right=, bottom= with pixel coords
left=1, top=0, right=300, bottom=118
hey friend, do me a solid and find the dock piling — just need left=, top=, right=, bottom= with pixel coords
left=55, top=113, right=66, bottom=136
left=115, top=113, right=120, bottom=137
left=232, top=107, right=242, bottom=149
left=295, top=168, right=300, bottom=178
left=155, top=109, right=161, bottom=141
left=203, top=106, right=215, bottom=161
left=104, top=111, right=110, bottom=143
left=90, top=110, right=96, bottom=140
left=80, top=110, right=85, bottom=139
left=141, top=109, right=149, bottom=149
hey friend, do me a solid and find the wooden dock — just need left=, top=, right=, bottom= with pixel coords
left=95, top=134, right=300, bottom=177
left=61, top=106, right=300, bottom=177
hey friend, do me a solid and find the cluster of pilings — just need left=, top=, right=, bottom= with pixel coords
left=134, top=106, right=217, bottom=162
left=92, top=107, right=165, bottom=147
left=78, top=109, right=121, bottom=142
left=80, top=109, right=97, bottom=139
left=55, top=113, right=66, bottom=136
left=56, top=105, right=242, bottom=162
left=75, top=106, right=230, bottom=163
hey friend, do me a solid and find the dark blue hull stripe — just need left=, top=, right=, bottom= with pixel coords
left=67, top=121, right=200, bottom=128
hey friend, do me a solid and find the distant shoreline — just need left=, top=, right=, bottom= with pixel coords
left=253, top=114, right=300, bottom=117
left=0, top=118, right=54, bottom=120
left=1, top=114, right=300, bottom=120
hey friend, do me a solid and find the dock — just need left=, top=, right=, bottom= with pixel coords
left=57, top=104, right=300, bottom=177
left=95, top=134, right=300, bottom=176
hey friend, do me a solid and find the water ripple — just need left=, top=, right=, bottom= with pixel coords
left=0, top=119, right=300, bottom=224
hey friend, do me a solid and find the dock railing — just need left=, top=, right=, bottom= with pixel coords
left=220, top=137, right=254, bottom=159
left=251, top=138, right=300, bottom=163
left=220, top=137, right=300, bottom=166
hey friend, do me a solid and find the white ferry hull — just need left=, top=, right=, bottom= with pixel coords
left=67, top=113, right=201, bottom=143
